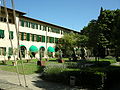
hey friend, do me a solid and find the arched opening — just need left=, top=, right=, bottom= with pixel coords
left=20, top=45, right=27, bottom=58
left=29, top=45, right=38, bottom=58
left=39, top=46, right=45, bottom=58
left=47, top=46, right=55, bottom=58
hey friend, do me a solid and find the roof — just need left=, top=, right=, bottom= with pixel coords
left=21, top=16, right=80, bottom=33
left=0, top=6, right=26, bottom=15
left=0, top=6, right=80, bottom=33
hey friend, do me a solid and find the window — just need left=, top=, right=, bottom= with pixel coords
left=0, top=47, right=6, bottom=56
left=4, top=18, right=7, bottom=22
left=20, top=20, right=24, bottom=27
left=48, top=27, right=51, bottom=32
left=0, top=17, right=3, bottom=22
left=34, top=34, right=37, bottom=41
left=21, top=32, right=24, bottom=40
left=32, top=34, right=34, bottom=41
left=42, top=35, right=45, bottom=42
left=36, top=24, right=38, bottom=29
left=55, top=38, right=59, bottom=43
left=39, top=25, right=41, bottom=30
left=8, top=47, right=13, bottom=55
left=28, top=22, right=31, bottom=28
left=36, top=35, right=41, bottom=42
left=9, top=31, right=14, bottom=39
left=26, top=33, right=30, bottom=41
left=61, top=30, right=63, bottom=34
left=9, top=19, right=12, bottom=23
left=49, top=37, right=54, bottom=43
left=31, top=23, right=35, bottom=29
left=0, top=30, right=5, bottom=39
left=43, top=25, right=46, bottom=31
left=32, top=34, right=37, bottom=41
left=46, top=36, right=49, bottom=43
left=25, top=21, right=29, bottom=27
left=24, top=33, right=27, bottom=40
left=51, top=28, right=60, bottom=34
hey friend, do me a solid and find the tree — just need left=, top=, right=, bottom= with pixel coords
left=55, top=32, right=88, bottom=60
left=81, top=8, right=120, bottom=61
left=82, top=19, right=109, bottom=60
left=98, top=8, right=120, bottom=60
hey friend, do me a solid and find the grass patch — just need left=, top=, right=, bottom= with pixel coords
left=0, top=59, right=40, bottom=75
left=89, top=58, right=116, bottom=64
left=0, top=57, right=117, bottom=75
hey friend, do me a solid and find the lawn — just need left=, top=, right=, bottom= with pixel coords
left=0, top=58, right=67, bottom=75
left=0, top=59, right=39, bottom=75
left=0, top=57, right=117, bottom=75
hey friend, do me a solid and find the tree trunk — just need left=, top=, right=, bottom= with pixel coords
left=72, top=48, right=77, bottom=61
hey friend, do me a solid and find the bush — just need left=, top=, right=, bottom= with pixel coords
left=41, top=63, right=67, bottom=82
left=95, top=61, right=111, bottom=67
left=105, top=56, right=114, bottom=59
left=40, top=63, right=104, bottom=89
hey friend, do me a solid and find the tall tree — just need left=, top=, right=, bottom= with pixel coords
left=55, top=32, right=88, bottom=60
left=98, top=8, right=120, bottom=60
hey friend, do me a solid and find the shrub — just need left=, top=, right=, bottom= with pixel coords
left=41, top=63, right=67, bottom=82
left=95, top=61, right=111, bottom=67
left=40, top=63, right=104, bottom=89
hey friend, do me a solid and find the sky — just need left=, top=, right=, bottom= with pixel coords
left=4, top=0, right=120, bottom=32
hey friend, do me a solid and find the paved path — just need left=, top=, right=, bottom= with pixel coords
left=0, top=70, right=82, bottom=90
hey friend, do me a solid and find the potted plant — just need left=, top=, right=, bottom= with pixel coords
left=8, top=56, right=11, bottom=60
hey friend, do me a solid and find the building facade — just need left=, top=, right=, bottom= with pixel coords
left=0, top=6, right=78, bottom=60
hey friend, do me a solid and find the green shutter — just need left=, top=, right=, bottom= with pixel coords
left=42, top=36, right=45, bottom=42
left=32, top=34, right=34, bottom=41
left=26, top=33, right=30, bottom=41
left=49, top=37, right=54, bottom=43
left=49, top=37, right=52, bottom=43
left=31, top=23, right=35, bottom=29
left=43, top=26, right=46, bottom=31
left=26, top=21, right=28, bottom=27
left=39, top=25, right=41, bottom=30
left=0, top=48, right=1, bottom=55
left=52, top=37, right=54, bottom=43
left=55, top=38, right=58, bottom=43
left=8, top=47, right=13, bottom=55
left=0, top=30, right=4, bottom=38
left=9, top=31, right=13, bottom=39
left=28, top=22, right=31, bottom=28
left=36, top=24, right=38, bottom=29
left=20, top=20, right=24, bottom=27
left=56, top=29, right=60, bottom=33
left=21, top=32, right=24, bottom=40
left=36, top=35, right=40, bottom=42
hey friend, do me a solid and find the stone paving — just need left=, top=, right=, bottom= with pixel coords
left=0, top=70, right=85, bottom=90
left=0, top=79, right=31, bottom=90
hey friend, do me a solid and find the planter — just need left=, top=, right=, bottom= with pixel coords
left=37, top=61, right=46, bottom=66
left=8, top=56, right=11, bottom=61
left=12, top=61, right=17, bottom=66
left=58, top=59, right=64, bottom=63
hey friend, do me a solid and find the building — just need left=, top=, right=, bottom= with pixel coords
left=0, top=6, right=79, bottom=60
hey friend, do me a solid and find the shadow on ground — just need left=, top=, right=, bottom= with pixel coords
left=32, top=80, right=71, bottom=90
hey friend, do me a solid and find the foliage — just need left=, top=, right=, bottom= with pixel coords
left=41, top=62, right=105, bottom=89
left=81, top=8, right=120, bottom=59
left=47, top=52, right=53, bottom=58
left=55, top=32, right=88, bottom=60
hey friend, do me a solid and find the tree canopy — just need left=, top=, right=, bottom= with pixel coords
left=81, top=7, right=120, bottom=59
